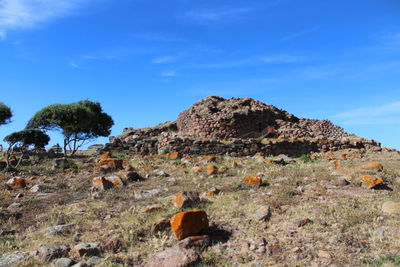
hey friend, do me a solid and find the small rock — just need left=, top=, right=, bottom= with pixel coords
left=7, top=202, right=22, bottom=210
left=156, top=170, right=169, bottom=177
left=206, top=165, right=218, bottom=175
left=30, top=184, right=48, bottom=193
left=172, top=191, right=200, bottom=209
left=38, top=244, right=70, bottom=262
left=87, top=256, right=102, bottom=265
left=55, top=257, right=75, bottom=267
left=144, top=246, right=199, bottom=267
left=382, top=201, right=400, bottom=215
left=14, top=193, right=24, bottom=199
left=0, top=252, right=25, bottom=267
left=359, top=175, right=383, bottom=189
left=74, top=243, right=100, bottom=257
left=335, top=178, right=350, bottom=186
left=43, top=224, right=74, bottom=236
left=274, top=155, right=295, bottom=165
left=243, top=174, right=262, bottom=187
left=170, top=210, right=209, bottom=240
left=362, top=162, right=383, bottom=171
left=201, top=188, right=220, bottom=198
left=92, top=177, right=114, bottom=191
left=252, top=206, right=271, bottom=222
left=293, top=218, right=312, bottom=228
left=104, top=175, right=125, bottom=187
left=124, top=171, right=142, bottom=182
left=71, top=262, right=88, bottom=267
left=178, top=235, right=210, bottom=249
left=6, top=177, right=26, bottom=189
left=134, top=188, right=164, bottom=199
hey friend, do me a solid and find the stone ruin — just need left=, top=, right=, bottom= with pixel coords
left=104, top=96, right=381, bottom=157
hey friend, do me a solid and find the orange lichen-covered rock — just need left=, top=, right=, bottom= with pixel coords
left=172, top=191, right=200, bottom=209
left=170, top=210, right=209, bottom=240
left=362, top=162, right=383, bottom=171
left=202, top=156, right=217, bottom=162
left=243, top=174, right=262, bottom=187
left=158, top=152, right=181, bottom=160
left=142, top=166, right=153, bottom=171
left=99, top=158, right=123, bottom=170
left=6, top=177, right=27, bottom=189
left=166, top=152, right=180, bottom=160
left=182, top=156, right=193, bottom=162
left=92, top=177, right=114, bottom=190
left=360, top=175, right=383, bottom=189
left=100, top=152, right=112, bottom=159
left=206, top=165, right=218, bottom=175
left=201, top=188, right=220, bottom=198
left=105, top=175, right=124, bottom=187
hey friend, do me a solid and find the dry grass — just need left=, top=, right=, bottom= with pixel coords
left=1, top=149, right=399, bottom=266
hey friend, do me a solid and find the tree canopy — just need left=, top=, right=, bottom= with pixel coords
left=4, top=129, right=50, bottom=149
left=27, top=100, right=114, bottom=155
left=0, top=103, right=12, bottom=126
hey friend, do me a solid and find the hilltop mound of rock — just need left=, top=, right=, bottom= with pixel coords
left=105, top=96, right=379, bottom=157
left=177, top=96, right=298, bottom=139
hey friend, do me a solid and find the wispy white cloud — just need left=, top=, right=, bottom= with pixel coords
left=276, top=26, right=320, bottom=43
left=261, top=55, right=302, bottom=63
left=151, top=53, right=186, bottom=64
left=161, top=71, right=176, bottom=77
left=152, top=56, right=177, bottom=64
left=0, top=0, right=89, bottom=39
left=68, top=60, right=80, bottom=69
left=131, top=33, right=184, bottom=42
left=186, top=7, right=252, bottom=22
left=194, top=55, right=302, bottom=69
left=331, top=101, right=400, bottom=125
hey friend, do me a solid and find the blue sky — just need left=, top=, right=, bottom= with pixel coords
left=0, top=0, right=400, bottom=149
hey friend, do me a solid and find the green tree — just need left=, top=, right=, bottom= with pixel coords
left=3, top=129, right=50, bottom=169
left=27, top=100, right=114, bottom=155
left=0, top=103, right=12, bottom=126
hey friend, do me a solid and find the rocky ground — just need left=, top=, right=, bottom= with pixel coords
left=0, top=148, right=400, bottom=267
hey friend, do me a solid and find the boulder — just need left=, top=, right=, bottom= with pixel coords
left=252, top=206, right=271, bottom=222
left=172, top=191, right=200, bottom=209
left=206, top=165, right=218, bottom=176
left=170, top=210, right=209, bottom=240
left=359, top=175, right=383, bottom=189
left=54, top=258, right=75, bottom=267
left=38, top=244, right=70, bottom=262
left=0, top=252, right=25, bottom=267
left=362, top=162, right=383, bottom=171
left=73, top=243, right=100, bottom=257
left=144, top=245, right=199, bottom=267
left=92, top=177, right=114, bottom=191
left=243, top=174, right=262, bottom=187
